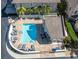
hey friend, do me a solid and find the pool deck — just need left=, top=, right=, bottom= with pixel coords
left=9, top=17, right=65, bottom=53
left=15, top=18, right=43, bottom=25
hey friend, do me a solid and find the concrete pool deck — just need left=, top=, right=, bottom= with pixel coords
left=8, top=17, right=64, bottom=53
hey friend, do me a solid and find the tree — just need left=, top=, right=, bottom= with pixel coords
left=33, top=5, right=52, bottom=15
left=63, top=36, right=78, bottom=58
left=70, top=39, right=78, bottom=58
left=43, top=4, right=52, bottom=15
left=57, top=0, right=67, bottom=36
left=17, top=6, right=26, bottom=15
left=57, top=0, right=67, bottom=20
left=27, top=7, right=34, bottom=15
left=63, top=36, right=71, bottom=48
left=33, top=6, right=39, bottom=14
left=37, top=5, right=43, bottom=15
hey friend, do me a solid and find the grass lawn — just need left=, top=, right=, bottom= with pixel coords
left=65, top=20, right=77, bottom=41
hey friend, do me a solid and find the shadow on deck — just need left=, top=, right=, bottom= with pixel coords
left=36, top=24, right=52, bottom=44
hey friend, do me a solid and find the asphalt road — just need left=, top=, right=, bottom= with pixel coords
left=1, top=17, right=15, bottom=59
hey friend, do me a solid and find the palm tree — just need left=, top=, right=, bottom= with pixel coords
left=33, top=7, right=37, bottom=14
left=63, top=36, right=74, bottom=58
left=43, top=4, right=52, bottom=15
left=34, top=6, right=42, bottom=15
left=57, top=0, right=67, bottom=20
left=57, top=0, right=67, bottom=36
left=28, top=7, right=34, bottom=15
left=37, top=5, right=43, bottom=15
left=63, top=36, right=78, bottom=58
left=63, top=36, right=71, bottom=48
left=17, top=6, right=26, bottom=15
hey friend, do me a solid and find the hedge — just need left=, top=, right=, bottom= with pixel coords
left=65, top=20, right=77, bottom=41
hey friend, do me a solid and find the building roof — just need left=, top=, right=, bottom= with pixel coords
left=44, top=15, right=64, bottom=40
left=12, top=0, right=60, bottom=3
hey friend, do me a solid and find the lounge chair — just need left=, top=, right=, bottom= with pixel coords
left=22, top=44, right=26, bottom=50
left=40, top=34, right=45, bottom=39
left=11, top=37, right=16, bottom=43
left=31, top=45, right=35, bottom=51
left=18, top=44, right=23, bottom=50
left=13, top=25, right=16, bottom=28
left=18, top=44, right=21, bottom=49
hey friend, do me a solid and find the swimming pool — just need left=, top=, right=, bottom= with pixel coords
left=21, top=24, right=37, bottom=44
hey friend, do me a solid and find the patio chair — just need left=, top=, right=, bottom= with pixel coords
left=18, top=44, right=23, bottom=50
left=11, top=37, right=16, bottom=43
left=22, top=44, right=26, bottom=51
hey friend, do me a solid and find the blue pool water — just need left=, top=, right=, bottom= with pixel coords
left=21, top=24, right=37, bottom=44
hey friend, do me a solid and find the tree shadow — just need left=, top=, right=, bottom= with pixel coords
left=36, top=24, right=52, bottom=44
